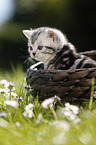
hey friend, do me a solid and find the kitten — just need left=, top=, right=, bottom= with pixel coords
left=23, top=27, right=68, bottom=67
left=23, top=27, right=96, bottom=70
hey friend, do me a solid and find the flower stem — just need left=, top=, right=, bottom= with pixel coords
left=10, top=88, right=12, bottom=100
left=50, top=105, right=58, bottom=120
left=89, top=77, right=95, bottom=110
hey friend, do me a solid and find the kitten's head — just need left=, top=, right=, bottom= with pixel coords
left=23, top=27, right=68, bottom=65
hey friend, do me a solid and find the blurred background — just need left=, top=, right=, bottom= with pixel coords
left=0, top=0, right=96, bottom=70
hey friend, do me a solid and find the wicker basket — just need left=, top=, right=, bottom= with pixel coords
left=26, top=68, right=96, bottom=104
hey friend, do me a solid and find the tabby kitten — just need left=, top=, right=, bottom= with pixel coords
left=23, top=27, right=96, bottom=70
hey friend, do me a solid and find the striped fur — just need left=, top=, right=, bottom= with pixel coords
left=48, top=43, right=96, bottom=70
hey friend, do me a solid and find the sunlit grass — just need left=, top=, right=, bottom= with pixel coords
left=0, top=65, right=96, bottom=145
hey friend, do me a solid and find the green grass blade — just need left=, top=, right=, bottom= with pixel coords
left=89, top=77, right=95, bottom=110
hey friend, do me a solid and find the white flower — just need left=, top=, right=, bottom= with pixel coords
left=16, top=122, right=21, bottom=127
left=0, top=79, right=8, bottom=85
left=42, top=98, right=54, bottom=109
left=4, top=100, right=19, bottom=109
left=63, top=110, right=76, bottom=120
left=4, top=81, right=16, bottom=90
left=52, top=132, right=67, bottom=145
left=65, top=103, right=79, bottom=115
left=6, top=92, right=18, bottom=99
left=35, top=113, right=42, bottom=124
left=74, top=117, right=81, bottom=124
left=54, top=95, right=61, bottom=101
left=23, top=103, right=34, bottom=118
left=0, top=88, right=8, bottom=94
left=23, top=110, right=34, bottom=118
left=58, top=103, right=81, bottom=123
left=42, top=96, right=61, bottom=109
left=52, top=120, right=70, bottom=132
left=11, top=92, right=18, bottom=97
left=0, top=118, right=9, bottom=128
left=24, top=103, right=34, bottom=111
left=0, top=111, right=7, bottom=117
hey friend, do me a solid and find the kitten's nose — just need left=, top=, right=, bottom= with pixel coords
left=33, top=52, right=36, bottom=56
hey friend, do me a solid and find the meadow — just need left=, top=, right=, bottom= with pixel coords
left=0, top=65, right=96, bottom=145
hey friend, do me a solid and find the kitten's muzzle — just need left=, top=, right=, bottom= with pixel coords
left=33, top=52, right=36, bottom=56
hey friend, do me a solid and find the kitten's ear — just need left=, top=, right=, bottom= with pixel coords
left=47, top=30, right=58, bottom=42
left=22, top=30, right=32, bottom=39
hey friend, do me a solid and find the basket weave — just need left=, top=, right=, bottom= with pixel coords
left=27, top=68, right=96, bottom=103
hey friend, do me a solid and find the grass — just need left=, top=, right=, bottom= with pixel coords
left=0, top=65, right=96, bottom=145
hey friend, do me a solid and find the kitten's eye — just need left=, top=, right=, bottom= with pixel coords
left=30, top=46, right=33, bottom=50
left=45, top=46, right=55, bottom=52
left=38, top=46, right=43, bottom=50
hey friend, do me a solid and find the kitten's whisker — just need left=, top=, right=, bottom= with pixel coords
left=42, top=52, right=53, bottom=54
left=20, top=55, right=29, bottom=58
left=20, top=35, right=28, bottom=42
left=24, top=58, right=29, bottom=64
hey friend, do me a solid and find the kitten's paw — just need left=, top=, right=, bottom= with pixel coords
left=30, top=61, right=44, bottom=70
